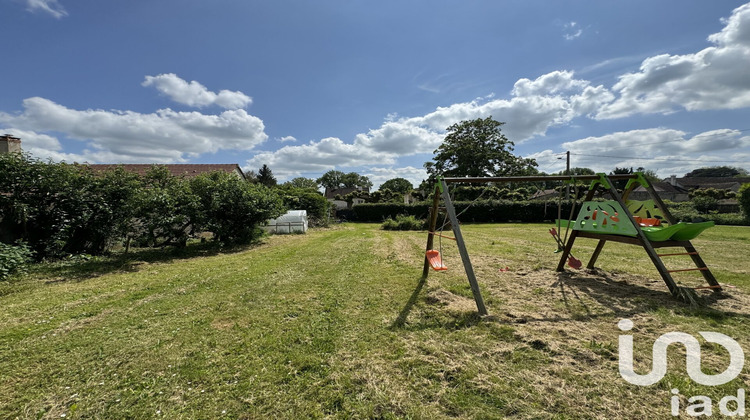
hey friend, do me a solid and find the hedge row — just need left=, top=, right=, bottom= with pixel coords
left=0, top=153, right=287, bottom=260
left=350, top=200, right=577, bottom=223
left=349, top=200, right=749, bottom=225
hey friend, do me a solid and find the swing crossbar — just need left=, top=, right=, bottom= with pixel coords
left=443, top=174, right=639, bottom=184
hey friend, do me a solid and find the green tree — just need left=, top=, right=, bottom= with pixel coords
left=635, top=167, right=661, bottom=184
left=276, top=185, right=330, bottom=226
left=316, top=170, right=346, bottom=190
left=379, top=178, right=413, bottom=195
left=191, top=172, right=284, bottom=244
left=556, top=167, right=595, bottom=176
left=317, top=170, right=371, bottom=190
left=424, top=117, right=537, bottom=178
left=340, top=172, right=372, bottom=189
left=610, top=167, right=633, bottom=191
left=739, top=183, right=750, bottom=219
left=368, top=189, right=401, bottom=203
left=136, top=166, right=201, bottom=248
left=283, top=177, right=319, bottom=190
left=0, top=154, right=143, bottom=258
left=684, top=166, right=749, bottom=178
left=257, top=164, right=277, bottom=187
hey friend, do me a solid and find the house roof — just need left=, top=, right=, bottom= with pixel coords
left=633, top=182, right=688, bottom=194
left=85, top=164, right=245, bottom=179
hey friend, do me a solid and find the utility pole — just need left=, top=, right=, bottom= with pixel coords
left=558, top=151, right=571, bottom=200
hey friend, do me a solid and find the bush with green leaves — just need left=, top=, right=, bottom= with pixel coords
left=134, top=166, right=201, bottom=248
left=276, top=186, right=330, bottom=226
left=0, top=154, right=143, bottom=258
left=381, top=214, right=427, bottom=231
left=740, top=183, right=750, bottom=220
left=191, top=172, right=284, bottom=244
left=692, top=196, right=719, bottom=214
left=0, top=242, right=33, bottom=281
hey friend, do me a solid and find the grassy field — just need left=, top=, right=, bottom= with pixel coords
left=1, top=223, right=750, bottom=419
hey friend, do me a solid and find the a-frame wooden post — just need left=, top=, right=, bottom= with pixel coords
left=423, top=178, right=488, bottom=316
left=557, top=173, right=721, bottom=295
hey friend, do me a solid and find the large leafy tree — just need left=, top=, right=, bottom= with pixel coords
left=684, top=166, right=749, bottom=178
left=316, top=170, right=345, bottom=191
left=317, top=170, right=372, bottom=190
left=283, top=177, right=319, bottom=190
left=379, top=177, right=413, bottom=194
left=424, top=117, right=537, bottom=178
left=739, top=183, right=750, bottom=219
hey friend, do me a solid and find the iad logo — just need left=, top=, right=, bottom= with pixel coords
left=618, top=319, right=744, bottom=386
left=617, top=319, right=746, bottom=417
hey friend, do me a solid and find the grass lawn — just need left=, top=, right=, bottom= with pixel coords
left=2, top=223, right=750, bottom=419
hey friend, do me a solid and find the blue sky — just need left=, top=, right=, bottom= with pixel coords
left=1, top=0, right=749, bottom=188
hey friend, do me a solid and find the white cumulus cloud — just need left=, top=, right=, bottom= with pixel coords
left=142, top=73, right=252, bottom=109
left=528, top=128, right=750, bottom=176
left=0, top=97, right=267, bottom=163
left=365, top=166, right=427, bottom=191
left=245, top=70, right=612, bottom=177
left=246, top=137, right=396, bottom=178
left=597, top=3, right=750, bottom=118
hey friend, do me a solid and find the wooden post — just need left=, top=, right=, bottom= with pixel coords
left=440, top=178, right=488, bottom=316
left=641, top=177, right=721, bottom=291
left=604, top=176, right=679, bottom=295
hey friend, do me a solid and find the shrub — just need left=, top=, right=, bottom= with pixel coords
left=191, top=172, right=284, bottom=245
left=277, top=186, right=330, bottom=227
left=136, top=166, right=201, bottom=248
left=740, top=183, right=750, bottom=220
left=692, top=196, right=719, bottom=214
left=0, top=242, right=33, bottom=281
left=381, top=214, right=426, bottom=231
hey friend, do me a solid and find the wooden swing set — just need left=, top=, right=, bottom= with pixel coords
left=422, top=173, right=722, bottom=316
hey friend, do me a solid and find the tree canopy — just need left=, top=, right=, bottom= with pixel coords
left=424, top=117, right=537, bottom=178
left=317, top=170, right=372, bottom=191
left=283, top=177, right=319, bottom=190
left=684, top=166, right=749, bottom=178
left=379, top=177, right=413, bottom=194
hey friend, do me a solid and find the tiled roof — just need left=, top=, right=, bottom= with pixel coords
left=634, top=182, right=688, bottom=193
left=85, top=164, right=244, bottom=179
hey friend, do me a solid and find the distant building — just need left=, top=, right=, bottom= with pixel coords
left=0, top=135, right=245, bottom=180
left=324, top=186, right=369, bottom=210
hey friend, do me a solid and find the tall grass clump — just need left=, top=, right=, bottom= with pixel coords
left=381, top=214, right=426, bottom=231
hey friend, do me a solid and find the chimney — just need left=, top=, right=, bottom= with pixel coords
left=669, top=175, right=677, bottom=186
left=0, top=134, right=22, bottom=154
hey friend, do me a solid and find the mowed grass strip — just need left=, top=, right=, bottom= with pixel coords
left=1, top=223, right=749, bottom=419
